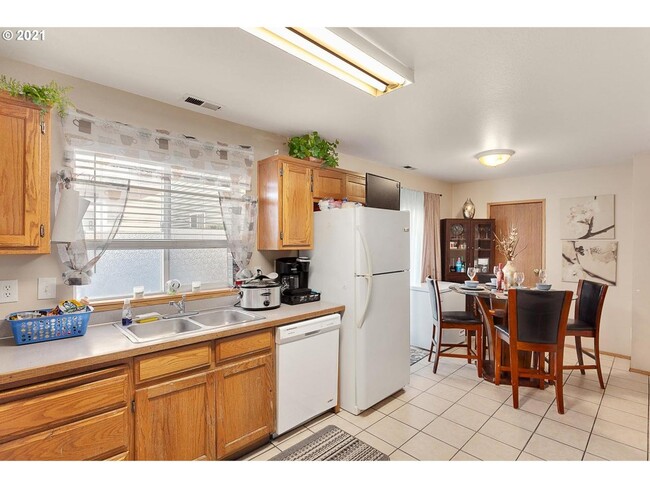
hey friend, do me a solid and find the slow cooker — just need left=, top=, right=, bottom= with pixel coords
left=240, top=276, right=281, bottom=310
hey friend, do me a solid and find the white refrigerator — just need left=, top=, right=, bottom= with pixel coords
left=306, top=207, right=410, bottom=415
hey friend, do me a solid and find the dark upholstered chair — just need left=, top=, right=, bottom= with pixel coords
left=490, top=288, right=573, bottom=414
left=563, top=280, right=609, bottom=389
left=425, top=277, right=483, bottom=376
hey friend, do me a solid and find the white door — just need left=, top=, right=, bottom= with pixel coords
left=355, top=270, right=410, bottom=411
left=355, top=208, right=410, bottom=275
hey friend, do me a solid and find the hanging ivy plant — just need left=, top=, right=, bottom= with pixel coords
left=0, top=75, right=74, bottom=116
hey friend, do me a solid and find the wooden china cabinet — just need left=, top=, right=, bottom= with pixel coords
left=441, top=218, right=496, bottom=283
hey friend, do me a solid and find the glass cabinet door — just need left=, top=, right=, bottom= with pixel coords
left=472, top=221, right=494, bottom=273
left=446, top=221, right=470, bottom=274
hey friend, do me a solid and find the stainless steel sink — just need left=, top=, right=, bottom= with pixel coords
left=190, top=309, right=262, bottom=328
left=115, top=318, right=203, bottom=343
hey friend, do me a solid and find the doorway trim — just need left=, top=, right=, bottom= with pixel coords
left=487, top=199, right=546, bottom=268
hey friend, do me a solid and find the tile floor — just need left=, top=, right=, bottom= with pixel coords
left=241, top=347, right=649, bottom=461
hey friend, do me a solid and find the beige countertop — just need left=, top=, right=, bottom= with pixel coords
left=0, top=301, right=344, bottom=388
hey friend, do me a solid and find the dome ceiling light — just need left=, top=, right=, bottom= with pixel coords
left=475, top=149, right=515, bottom=167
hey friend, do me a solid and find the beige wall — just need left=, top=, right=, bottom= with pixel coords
left=452, top=164, right=634, bottom=357
left=0, top=56, right=451, bottom=320
left=631, top=153, right=650, bottom=371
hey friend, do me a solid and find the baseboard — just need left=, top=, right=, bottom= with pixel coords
left=629, top=368, right=650, bottom=377
left=564, top=343, right=630, bottom=360
left=565, top=343, right=650, bottom=376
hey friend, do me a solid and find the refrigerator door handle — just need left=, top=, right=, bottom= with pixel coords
left=356, top=225, right=373, bottom=277
left=356, top=226, right=373, bottom=329
left=357, top=274, right=373, bottom=329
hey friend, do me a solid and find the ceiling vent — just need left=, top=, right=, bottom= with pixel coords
left=402, top=165, right=416, bottom=170
left=182, top=94, right=222, bottom=111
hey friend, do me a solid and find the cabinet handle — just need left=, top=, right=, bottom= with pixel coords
left=40, top=224, right=45, bottom=238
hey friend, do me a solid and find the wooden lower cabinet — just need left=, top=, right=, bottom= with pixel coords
left=0, top=365, right=131, bottom=460
left=216, top=352, right=274, bottom=459
left=134, top=371, right=216, bottom=460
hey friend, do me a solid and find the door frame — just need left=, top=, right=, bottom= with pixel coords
left=487, top=199, right=546, bottom=268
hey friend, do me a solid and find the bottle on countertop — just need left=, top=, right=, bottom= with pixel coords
left=122, top=298, right=133, bottom=326
left=496, top=263, right=504, bottom=291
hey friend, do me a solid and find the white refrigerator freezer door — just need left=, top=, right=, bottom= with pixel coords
left=355, top=270, right=410, bottom=411
left=355, top=208, right=410, bottom=276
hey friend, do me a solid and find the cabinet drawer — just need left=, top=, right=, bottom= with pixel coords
left=217, top=330, right=272, bottom=363
left=0, top=366, right=129, bottom=442
left=0, top=408, right=129, bottom=461
left=135, top=342, right=213, bottom=384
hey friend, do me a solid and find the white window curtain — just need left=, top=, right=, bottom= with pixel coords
left=59, top=109, right=256, bottom=287
left=400, top=188, right=425, bottom=285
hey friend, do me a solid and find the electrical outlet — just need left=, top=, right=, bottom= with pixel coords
left=0, top=280, right=18, bottom=303
left=38, top=277, right=57, bottom=300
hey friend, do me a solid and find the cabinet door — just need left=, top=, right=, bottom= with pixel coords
left=0, top=98, right=45, bottom=249
left=134, top=371, right=216, bottom=460
left=281, top=161, right=313, bottom=248
left=313, top=168, right=345, bottom=200
left=216, top=353, right=273, bottom=459
left=345, top=174, right=366, bottom=203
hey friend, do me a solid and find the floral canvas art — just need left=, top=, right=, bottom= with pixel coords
left=562, top=240, right=617, bottom=285
left=560, top=194, right=615, bottom=240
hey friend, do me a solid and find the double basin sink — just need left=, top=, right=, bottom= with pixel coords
left=115, top=308, right=264, bottom=343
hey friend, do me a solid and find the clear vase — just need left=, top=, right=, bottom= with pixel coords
left=502, top=261, right=516, bottom=289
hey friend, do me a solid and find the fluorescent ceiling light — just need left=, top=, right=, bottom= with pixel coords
left=243, top=27, right=413, bottom=96
left=475, top=149, right=515, bottom=167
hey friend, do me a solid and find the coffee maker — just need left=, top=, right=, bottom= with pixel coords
left=275, top=257, right=321, bottom=305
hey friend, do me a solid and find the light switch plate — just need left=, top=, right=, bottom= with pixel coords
left=0, top=280, right=18, bottom=303
left=38, top=277, right=57, bottom=300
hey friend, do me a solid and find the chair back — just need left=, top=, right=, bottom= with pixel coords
left=425, top=277, right=441, bottom=328
left=508, top=289, right=573, bottom=345
left=576, top=280, right=608, bottom=329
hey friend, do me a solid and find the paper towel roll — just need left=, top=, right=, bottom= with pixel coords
left=51, top=188, right=90, bottom=243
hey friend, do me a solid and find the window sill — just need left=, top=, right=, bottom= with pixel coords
left=89, top=288, right=239, bottom=312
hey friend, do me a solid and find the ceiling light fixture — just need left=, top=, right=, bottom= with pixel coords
left=242, top=27, right=414, bottom=97
left=475, top=149, right=515, bottom=167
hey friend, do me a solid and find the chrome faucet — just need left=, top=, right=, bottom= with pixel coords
left=164, top=294, right=198, bottom=319
left=169, top=294, right=187, bottom=314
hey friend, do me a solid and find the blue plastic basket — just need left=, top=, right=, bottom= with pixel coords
left=5, top=306, right=94, bottom=345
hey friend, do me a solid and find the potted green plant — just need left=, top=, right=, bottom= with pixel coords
left=0, top=75, right=73, bottom=116
left=287, top=131, right=340, bottom=168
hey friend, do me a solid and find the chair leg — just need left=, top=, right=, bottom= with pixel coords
left=538, top=352, right=545, bottom=390
left=555, top=351, right=565, bottom=414
left=510, top=340, right=519, bottom=409
left=494, top=336, right=502, bottom=385
left=476, top=328, right=483, bottom=378
left=466, top=330, right=472, bottom=364
left=430, top=324, right=442, bottom=374
left=593, top=335, right=605, bottom=389
left=575, top=336, right=585, bottom=375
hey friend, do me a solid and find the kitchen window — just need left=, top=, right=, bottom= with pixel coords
left=70, top=149, right=234, bottom=300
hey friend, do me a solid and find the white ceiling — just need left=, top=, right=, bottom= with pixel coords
left=2, top=27, right=649, bottom=182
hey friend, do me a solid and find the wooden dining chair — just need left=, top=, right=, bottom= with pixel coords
left=425, top=277, right=483, bottom=376
left=489, top=288, right=573, bottom=414
left=563, top=279, right=609, bottom=389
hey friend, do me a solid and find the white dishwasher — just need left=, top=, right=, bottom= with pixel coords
left=274, top=313, right=341, bottom=437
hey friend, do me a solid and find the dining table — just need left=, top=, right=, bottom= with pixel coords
left=449, top=283, right=574, bottom=387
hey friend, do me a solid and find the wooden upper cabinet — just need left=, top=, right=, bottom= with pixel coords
left=0, top=92, right=50, bottom=254
left=257, top=155, right=314, bottom=250
left=257, top=155, right=365, bottom=251
left=313, top=168, right=345, bottom=200
left=345, top=173, right=366, bottom=204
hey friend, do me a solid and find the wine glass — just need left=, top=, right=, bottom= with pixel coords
left=467, top=267, right=477, bottom=281
left=538, top=269, right=547, bottom=284
left=514, top=271, right=525, bottom=288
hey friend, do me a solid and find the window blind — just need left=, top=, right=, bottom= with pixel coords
left=72, top=149, right=232, bottom=249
